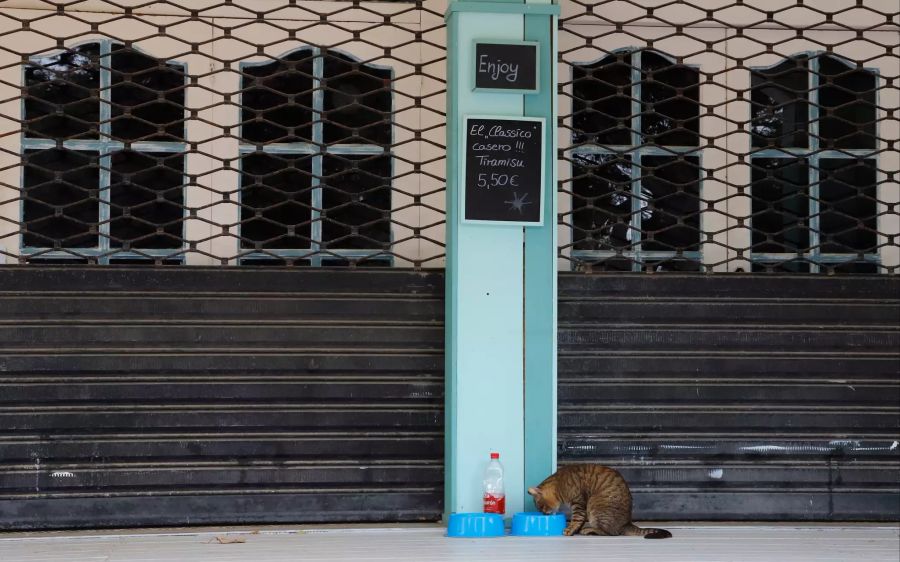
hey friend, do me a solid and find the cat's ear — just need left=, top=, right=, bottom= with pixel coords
left=527, top=486, right=541, bottom=497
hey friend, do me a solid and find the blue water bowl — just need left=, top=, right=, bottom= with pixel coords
left=446, top=513, right=505, bottom=538
left=510, top=512, right=567, bottom=536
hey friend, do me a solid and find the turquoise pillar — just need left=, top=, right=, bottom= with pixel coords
left=444, top=0, right=559, bottom=518
left=523, top=1, right=558, bottom=499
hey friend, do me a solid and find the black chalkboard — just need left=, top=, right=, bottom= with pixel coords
left=474, top=42, right=538, bottom=92
left=463, top=116, right=544, bottom=225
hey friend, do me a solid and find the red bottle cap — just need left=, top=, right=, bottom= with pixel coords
left=490, top=452, right=499, bottom=459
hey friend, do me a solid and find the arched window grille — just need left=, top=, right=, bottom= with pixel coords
left=21, top=40, right=187, bottom=264
left=567, top=48, right=703, bottom=272
left=749, top=53, right=880, bottom=273
left=238, top=48, right=393, bottom=266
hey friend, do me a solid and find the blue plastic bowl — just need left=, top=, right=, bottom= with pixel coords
left=510, top=512, right=566, bottom=536
left=446, top=513, right=505, bottom=538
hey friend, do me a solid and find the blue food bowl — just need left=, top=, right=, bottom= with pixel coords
left=446, top=513, right=505, bottom=538
left=510, top=512, right=566, bottom=536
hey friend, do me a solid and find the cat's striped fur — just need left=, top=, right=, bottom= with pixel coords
left=528, top=464, right=672, bottom=539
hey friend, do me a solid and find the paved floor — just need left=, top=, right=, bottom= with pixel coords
left=0, top=524, right=898, bottom=562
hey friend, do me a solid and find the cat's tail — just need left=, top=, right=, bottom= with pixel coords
left=622, top=523, right=672, bottom=539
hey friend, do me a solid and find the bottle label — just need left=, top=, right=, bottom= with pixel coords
left=483, top=493, right=505, bottom=514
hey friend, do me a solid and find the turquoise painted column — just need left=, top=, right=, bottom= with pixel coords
left=523, top=0, right=558, bottom=498
left=444, top=0, right=559, bottom=518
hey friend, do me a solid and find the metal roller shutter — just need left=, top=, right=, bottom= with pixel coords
left=0, top=267, right=444, bottom=530
left=558, top=274, right=900, bottom=521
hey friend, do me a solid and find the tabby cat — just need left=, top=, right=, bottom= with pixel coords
left=528, top=464, right=672, bottom=539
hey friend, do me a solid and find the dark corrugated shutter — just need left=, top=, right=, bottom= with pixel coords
left=558, top=274, right=900, bottom=521
left=0, top=267, right=444, bottom=530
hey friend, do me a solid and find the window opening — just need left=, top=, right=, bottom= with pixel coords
left=568, top=49, right=703, bottom=272
left=749, top=53, right=880, bottom=273
left=21, top=40, right=187, bottom=264
left=238, top=48, right=393, bottom=266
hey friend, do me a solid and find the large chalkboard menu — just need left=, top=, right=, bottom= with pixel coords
left=473, top=42, right=539, bottom=93
left=462, top=116, right=544, bottom=225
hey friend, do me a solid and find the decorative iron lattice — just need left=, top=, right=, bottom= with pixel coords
left=558, top=0, right=899, bottom=274
left=0, top=1, right=897, bottom=273
left=0, top=0, right=448, bottom=267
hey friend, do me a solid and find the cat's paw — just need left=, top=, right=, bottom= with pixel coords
left=563, top=526, right=581, bottom=536
left=579, top=527, right=600, bottom=536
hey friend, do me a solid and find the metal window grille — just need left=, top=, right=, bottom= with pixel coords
left=20, top=40, right=188, bottom=264
left=237, top=48, right=393, bottom=266
left=0, top=1, right=897, bottom=274
left=0, top=0, right=448, bottom=268
left=748, top=54, right=881, bottom=273
left=569, top=49, right=703, bottom=272
left=558, top=0, right=899, bottom=274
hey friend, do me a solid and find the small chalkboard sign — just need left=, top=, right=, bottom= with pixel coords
left=473, top=41, right=539, bottom=93
left=462, top=116, right=545, bottom=226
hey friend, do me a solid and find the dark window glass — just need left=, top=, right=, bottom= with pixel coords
left=572, top=153, right=701, bottom=253
left=579, top=257, right=634, bottom=272
left=322, top=51, right=392, bottom=145
left=642, top=258, right=702, bottom=272
left=571, top=54, right=632, bottom=146
left=25, top=258, right=91, bottom=265
left=109, top=259, right=182, bottom=265
left=640, top=156, right=701, bottom=251
left=817, top=55, right=877, bottom=149
left=751, top=260, right=811, bottom=273
left=321, top=154, right=391, bottom=249
left=751, top=158, right=810, bottom=252
left=828, top=261, right=878, bottom=274
left=819, top=158, right=877, bottom=253
left=23, top=149, right=99, bottom=248
left=571, top=153, right=635, bottom=251
left=577, top=256, right=703, bottom=272
left=241, top=50, right=315, bottom=144
left=640, top=51, right=700, bottom=147
left=751, top=57, right=809, bottom=148
left=240, top=258, right=312, bottom=267
left=109, top=151, right=184, bottom=249
left=240, top=152, right=314, bottom=249
left=24, top=44, right=101, bottom=140
left=110, top=46, right=186, bottom=142
left=320, top=258, right=391, bottom=267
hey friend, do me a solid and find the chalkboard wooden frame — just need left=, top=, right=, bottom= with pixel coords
left=460, top=114, right=546, bottom=227
left=471, top=40, right=540, bottom=94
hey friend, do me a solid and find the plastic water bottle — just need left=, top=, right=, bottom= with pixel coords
left=482, top=452, right=505, bottom=514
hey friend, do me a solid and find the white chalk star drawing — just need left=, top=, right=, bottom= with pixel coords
left=504, top=192, right=532, bottom=214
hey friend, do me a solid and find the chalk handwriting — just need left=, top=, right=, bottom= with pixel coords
left=478, top=54, right=519, bottom=83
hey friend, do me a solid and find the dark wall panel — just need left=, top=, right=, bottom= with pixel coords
left=558, top=274, right=900, bottom=521
left=4, top=268, right=898, bottom=527
left=0, top=267, right=444, bottom=530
